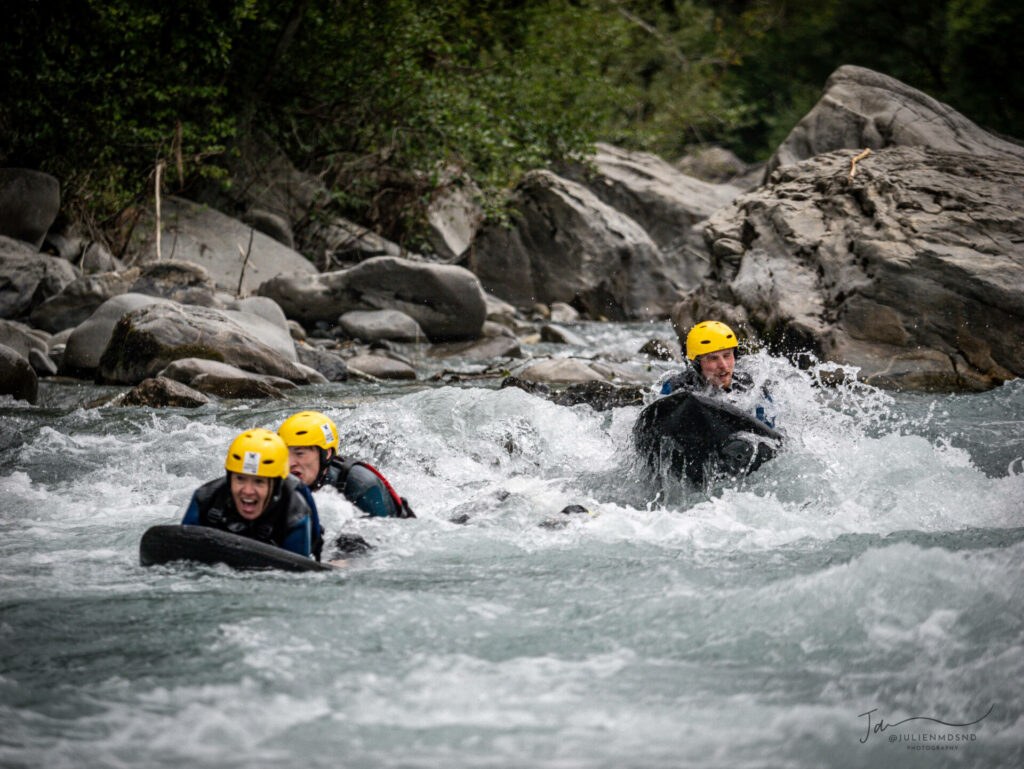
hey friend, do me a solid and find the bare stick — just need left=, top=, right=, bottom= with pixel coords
left=236, top=227, right=256, bottom=297
left=849, top=148, right=871, bottom=180
left=155, top=161, right=164, bottom=261
left=173, top=121, right=184, bottom=186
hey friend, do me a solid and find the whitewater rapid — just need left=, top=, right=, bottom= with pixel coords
left=2, top=322, right=1022, bottom=768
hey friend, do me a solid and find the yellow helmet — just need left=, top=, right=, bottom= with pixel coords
left=278, top=411, right=339, bottom=452
left=685, top=320, right=738, bottom=360
left=224, top=429, right=289, bottom=478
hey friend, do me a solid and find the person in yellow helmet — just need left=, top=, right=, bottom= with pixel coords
left=661, top=320, right=775, bottom=427
left=181, top=429, right=322, bottom=558
left=653, top=320, right=778, bottom=477
left=278, top=411, right=415, bottom=519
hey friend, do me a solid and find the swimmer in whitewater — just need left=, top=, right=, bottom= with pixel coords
left=278, top=411, right=415, bottom=519
left=660, top=320, right=775, bottom=426
left=656, top=320, right=777, bottom=476
left=181, top=429, right=323, bottom=559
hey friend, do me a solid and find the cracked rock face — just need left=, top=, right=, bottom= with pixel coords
left=675, top=146, right=1024, bottom=392
left=767, top=65, right=1024, bottom=178
left=470, top=170, right=686, bottom=320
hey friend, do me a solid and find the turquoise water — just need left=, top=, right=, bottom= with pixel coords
left=2, top=323, right=1023, bottom=768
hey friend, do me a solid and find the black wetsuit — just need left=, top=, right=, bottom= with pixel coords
left=182, top=474, right=322, bottom=558
left=660, top=364, right=774, bottom=428
left=655, top=362, right=778, bottom=478
left=312, top=456, right=415, bottom=518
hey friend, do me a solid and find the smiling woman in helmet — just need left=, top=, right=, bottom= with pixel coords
left=181, top=429, right=322, bottom=559
left=661, top=320, right=775, bottom=428
left=278, top=411, right=415, bottom=519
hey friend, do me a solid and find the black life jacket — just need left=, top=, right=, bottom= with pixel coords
left=192, top=474, right=315, bottom=548
left=317, top=455, right=416, bottom=518
left=664, top=365, right=754, bottom=395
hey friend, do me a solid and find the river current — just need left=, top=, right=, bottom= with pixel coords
left=2, top=321, right=1023, bottom=768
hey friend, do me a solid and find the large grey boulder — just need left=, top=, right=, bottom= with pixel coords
left=220, top=296, right=297, bottom=362
left=0, top=236, right=78, bottom=319
left=345, top=353, right=417, bottom=380
left=29, top=261, right=218, bottom=332
left=0, top=319, right=48, bottom=358
left=62, top=294, right=175, bottom=376
left=44, top=227, right=123, bottom=274
left=338, top=309, right=426, bottom=343
left=425, top=172, right=484, bottom=261
left=767, top=65, right=1024, bottom=177
left=96, top=302, right=321, bottom=385
left=295, top=344, right=349, bottom=382
left=157, top=357, right=297, bottom=389
left=258, top=256, right=486, bottom=341
left=0, top=321, right=56, bottom=378
left=0, top=343, right=38, bottom=403
left=562, top=142, right=741, bottom=273
left=680, top=146, right=1024, bottom=392
left=676, top=145, right=760, bottom=186
left=0, top=169, right=60, bottom=249
left=128, top=197, right=318, bottom=294
left=470, top=170, right=684, bottom=320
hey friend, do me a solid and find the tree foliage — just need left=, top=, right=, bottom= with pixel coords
left=1, top=0, right=1018, bottom=246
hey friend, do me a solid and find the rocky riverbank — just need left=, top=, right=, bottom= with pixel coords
left=2, top=65, right=1021, bottom=405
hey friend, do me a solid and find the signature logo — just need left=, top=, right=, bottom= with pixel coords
left=859, top=705, right=994, bottom=744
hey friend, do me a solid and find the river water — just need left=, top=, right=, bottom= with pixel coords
left=2, top=321, right=1023, bottom=768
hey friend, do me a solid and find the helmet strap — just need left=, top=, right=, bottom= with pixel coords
left=314, top=446, right=333, bottom=487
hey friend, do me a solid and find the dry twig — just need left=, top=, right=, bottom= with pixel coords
left=154, top=161, right=164, bottom=261
left=236, top=227, right=256, bottom=297
left=849, top=148, right=872, bottom=180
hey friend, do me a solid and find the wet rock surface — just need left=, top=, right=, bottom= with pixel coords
left=680, top=146, right=1024, bottom=391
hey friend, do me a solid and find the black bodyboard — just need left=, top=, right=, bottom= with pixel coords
left=140, top=525, right=333, bottom=572
left=633, top=391, right=783, bottom=486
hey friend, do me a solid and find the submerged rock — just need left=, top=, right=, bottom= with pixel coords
left=117, top=376, right=211, bottom=408
left=548, top=381, right=645, bottom=410
left=538, top=503, right=597, bottom=530
left=501, top=375, right=644, bottom=411
left=540, top=324, right=586, bottom=346
left=639, top=338, right=683, bottom=361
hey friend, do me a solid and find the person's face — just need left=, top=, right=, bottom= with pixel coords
left=288, top=445, right=323, bottom=484
left=230, top=473, right=273, bottom=520
left=698, top=348, right=735, bottom=388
